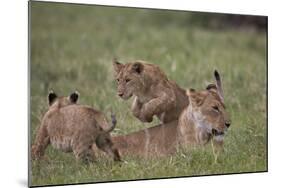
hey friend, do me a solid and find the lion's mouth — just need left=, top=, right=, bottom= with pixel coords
left=119, top=93, right=133, bottom=100
left=212, top=129, right=224, bottom=136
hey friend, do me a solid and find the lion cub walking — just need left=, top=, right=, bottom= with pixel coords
left=31, top=91, right=121, bottom=162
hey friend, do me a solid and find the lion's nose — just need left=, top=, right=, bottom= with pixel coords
left=118, top=93, right=124, bottom=97
left=225, top=122, right=231, bottom=128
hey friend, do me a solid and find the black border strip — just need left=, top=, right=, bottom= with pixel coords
left=265, top=16, right=269, bottom=172
left=28, top=1, right=31, bottom=187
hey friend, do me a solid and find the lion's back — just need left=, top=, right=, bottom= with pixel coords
left=43, top=105, right=101, bottom=151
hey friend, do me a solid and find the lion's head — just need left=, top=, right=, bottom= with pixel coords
left=186, top=70, right=231, bottom=142
left=48, top=91, right=79, bottom=108
left=113, top=59, right=146, bottom=100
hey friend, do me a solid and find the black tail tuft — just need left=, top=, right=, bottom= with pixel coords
left=214, top=70, right=220, bottom=81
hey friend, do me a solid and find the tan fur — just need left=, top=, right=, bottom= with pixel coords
left=177, top=87, right=231, bottom=162
left=31, top=92, right=121, bottom=162
left=112, top=121, right=178, bottom=157
left=111, top=71, right=231, bottom=160
left=113, top=59, right=189, bottom=123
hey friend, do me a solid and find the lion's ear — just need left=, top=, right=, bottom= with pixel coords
left=186, top=88, right=204, bottom=106
left=113, top=58, right=124, bottom=74
left=214, top=70, right=224, bottom=102
left=206, top=83, right=218, bottom=93
left=69, top=91, right=79, bottom=103
left=48, top=90, right=57, bottom=106
left=132, top=62, right=144, bottom=74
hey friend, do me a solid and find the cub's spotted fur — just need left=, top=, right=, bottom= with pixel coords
left=31, top=91, right=121, bottom=162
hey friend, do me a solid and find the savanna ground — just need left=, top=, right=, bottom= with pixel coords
left=30, top=2, right=267, bottom=187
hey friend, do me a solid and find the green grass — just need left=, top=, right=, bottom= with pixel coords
left=30, top=2, right=267, bottom=186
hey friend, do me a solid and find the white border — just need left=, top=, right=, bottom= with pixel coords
left=1, top=0, right=280, bottom=188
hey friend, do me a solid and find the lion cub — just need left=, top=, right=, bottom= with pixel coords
left=31, top=91, right=121, bottom=162
left=113, top=59, right=188, bottom=124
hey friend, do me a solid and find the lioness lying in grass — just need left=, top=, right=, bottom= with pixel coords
left=111, top=70, right=231, bottom=162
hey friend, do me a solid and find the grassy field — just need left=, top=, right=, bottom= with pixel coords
left=30, top=2, right=267, bottom=186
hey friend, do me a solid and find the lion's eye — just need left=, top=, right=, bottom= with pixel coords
left=125, top=79, right=131, bottom=83
left=212, top=106, right=219, bottom=112
left=116, top=79, right=120, bottom=82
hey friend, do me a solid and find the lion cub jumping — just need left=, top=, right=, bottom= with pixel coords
left=113, top=59, right=188, bottom=123
left=31, top=91, right=121, bottom=162
left=111, top=70, right=231, bottom=162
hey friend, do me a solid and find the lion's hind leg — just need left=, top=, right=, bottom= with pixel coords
left=96, top=136, right=121, bottom=162
left=72, top=134, right=96, bottom=163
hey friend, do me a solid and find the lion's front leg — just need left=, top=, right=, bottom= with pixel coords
left=131, top=97, right=144, bottom=120
left=139, top=94, right=174, bottom=123
left=139, top=106, right=154, bottom=122
left=32, top=125, right=50, bottom=160
left=131, top=96, right=153, bottom=123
